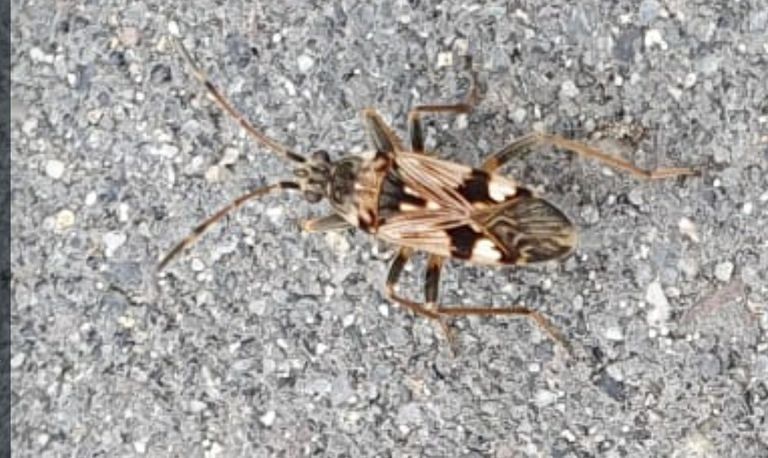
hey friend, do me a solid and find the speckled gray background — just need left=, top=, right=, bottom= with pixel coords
left=10, top=1, right=768, bottom=457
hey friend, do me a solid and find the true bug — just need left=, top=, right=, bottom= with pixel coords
left=158, top=37, right=696, bottom=350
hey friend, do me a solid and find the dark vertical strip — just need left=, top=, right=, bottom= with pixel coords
left=0, top=0, right=10, bottom=455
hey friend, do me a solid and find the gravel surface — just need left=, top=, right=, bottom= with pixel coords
left=10, top=1, right=768, bottom=457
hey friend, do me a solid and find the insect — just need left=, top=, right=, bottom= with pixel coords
left=159, top=36, right=696, bottom=351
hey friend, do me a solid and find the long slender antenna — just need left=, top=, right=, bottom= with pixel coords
left=157, top=181, right=300, bottom=271
left=170, top=36, right=307, bottom=164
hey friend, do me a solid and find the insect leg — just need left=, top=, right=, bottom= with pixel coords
left=157, top=181, right=300, bottom=271
left=407, top=65, right=479, bottom=153
left=301, top=214, right=351, bottom=233
left=481, top=132, right=697, bottom=179
left=385, top=248, right=458, bottom=347
left=385, top=248, right=439, bottom=318
left=436, top=304, right=572, bottom=353
left=171, top=37, right=306, bottom=164
left=362, top=108, right=405, bottom=153
left=424, top=254, right=444, bottom=305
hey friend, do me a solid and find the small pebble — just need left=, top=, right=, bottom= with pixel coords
left=645, top=280, right=670, bottom=325
left=45, top=160, right=65, bottom=179
left=85, top=192, right=97, bottom=206
left=511, top=107, right=527, bottom=124
left=119, top=27, right=141, bottom=47
left=190, top=258, right=205, bottom=272
left=559, top=80, right=579, bottom=99
left=535, top=389, right=557, bottom=407
left=260, top=410, right=276, bottom=427
left=628, top=187, right=644, bottom=206
left=220, top=147, right=240, bottom=166
left=604, top=326, right=624, bottom=341
left=103, top=231, right=127, bottom=258
left=10, top=353, right=26, bottom=369
left=133, top=439, right=148, bottom=454
left=683, top=72, right=697, bottom=89
left=189, top=400, right=207, bottom=413
left=55, top=209, right=76, bottom=232
left=325, top=231, right=350, bottom=253
left=22, top=118, right=38, bottom=135
left=714, top=261, right=734, bottom=282
left=297, top=54, right=314, bottom=73
left=581, top=205, right=600, bottom=224
left=678, top=217, right=700, bottom=243
left=436, top=52, right=453, bottom=68
left=205, top=165, right=223, bottom=183
left=644, top=29, right=668, bottom=50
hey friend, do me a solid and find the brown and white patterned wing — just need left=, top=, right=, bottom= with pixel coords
left=376, top=152, right=576, bottom=265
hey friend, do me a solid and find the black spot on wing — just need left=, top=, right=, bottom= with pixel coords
left=446, top=225, right=481, bottom=259
left=456, top=169, right=492, bottom=203
left=378, top=168, right=427, bottom=217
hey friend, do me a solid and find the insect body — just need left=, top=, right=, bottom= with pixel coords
left=159, top=37, right=696, bottom=350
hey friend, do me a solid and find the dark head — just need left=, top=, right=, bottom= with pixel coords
left=292, top=150, right=364, bottom=207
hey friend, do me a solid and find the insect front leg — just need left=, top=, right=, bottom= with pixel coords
left=407, top=70, right=479, bottom=153
left=481, top=132, right=697, bottom=179
left=362, top=108, right=405, bottom=153
left=301, top=214, right=351, bottom=233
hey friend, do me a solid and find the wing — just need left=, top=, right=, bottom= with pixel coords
left=376, top=152, right=577, bottom=265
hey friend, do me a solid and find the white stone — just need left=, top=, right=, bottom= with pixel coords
left=55, top=209, right=75, bottom=232
left=103, top=231, right=127, bottom=257
left=297, top=54, right=314, bottom=73
left=683, top=72, right=698, bottom=89
left=714, top=261, right=734, bottom=282
left=644, top=29, right=668, bottom=50
left=10, top=352, right=26, bottom=369
left=220, top=146, right=240, bottom=166
left=645, top=280, right=670, bottom=326
left=167, top=21, right=180, bottom=36
left=604, top=326, right=624, bottom=341
left=534, top=389, right=557, bottom=406
left=678, top=217, right=700, bottom=243
left=436, top=52, right=453, bottom=68
left=259, top=410, right=276, bottom=427
left=560, top=80, right=579, bottom=98
left=45, top=160, right=65, bottom=179
left=190, top=258, right=205, bottom=272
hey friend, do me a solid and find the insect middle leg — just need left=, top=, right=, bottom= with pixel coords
left=481, top=132, right=697, bottom=179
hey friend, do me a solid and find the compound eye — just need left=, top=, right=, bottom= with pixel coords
left=304, top=190, right=323, bottom=203
left=311, top=150, right=330, bottom=163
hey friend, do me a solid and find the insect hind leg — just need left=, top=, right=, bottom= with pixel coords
left=385, top=249, right=569, bottom=354
left=481, top=132, right=697, bottom=179
left=436, top=304, right=572, bottom=354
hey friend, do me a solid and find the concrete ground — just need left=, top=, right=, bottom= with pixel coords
left=10, top=0, right=768, bottom=456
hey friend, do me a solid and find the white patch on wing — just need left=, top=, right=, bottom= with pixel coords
left=399, top=202, right=422, bottom=212
left=403, top=185, right=420, bottom=196
left=472, top=238, right=502, bottom=262
left=488, top=178, right=517, bottom=202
